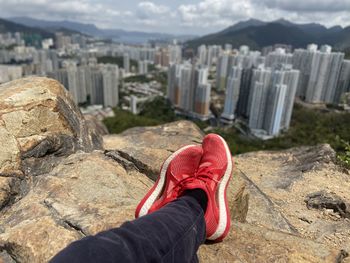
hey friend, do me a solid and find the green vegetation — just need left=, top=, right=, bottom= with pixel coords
left=104, top=96, right=209, bottom=134
left=138, top=96, right=177, bottom=122
left=212, top=104, right=350, bottom=162
left=103, top=108, right=161, bottom=134
left=97, top=56, right=138, bottom=69
left=337, top=140, right=350, bottom=169
left=124, top=75, right=149, bottom=83
left=104, top=97, right=177, bottom=134
left=104, top=99, right=350, bottom=169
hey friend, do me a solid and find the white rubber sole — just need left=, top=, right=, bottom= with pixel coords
left=207, top=135, right=233, bottom=240
left=138, top=145, right=197, bottom=217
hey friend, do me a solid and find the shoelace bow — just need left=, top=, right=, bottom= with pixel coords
left=168, top=166, right=220, bottom=198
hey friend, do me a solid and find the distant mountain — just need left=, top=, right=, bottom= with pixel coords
left=220, top=18, right=266, bottom=34
left=9, top=16, right=197, bottom=44
left=9, top=17, right=101, bottom=36
left=0, top=18, right=53, bottom=38
left=187, top=19, right=350, bottom=50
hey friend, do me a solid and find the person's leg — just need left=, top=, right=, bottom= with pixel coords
left=50, top=194, right=206, bottom=263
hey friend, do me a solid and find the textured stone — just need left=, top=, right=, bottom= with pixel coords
left=103, top=121, right=204, bottom=180
left=0, top=177, right=20, bottom=209
left=0, top=77, right=103, bottom=177
left=0, top=151, right=153, bottom=262
left=84, top=114, right=109, bottom=136
left=236, top=145, right=350, bottom=251
left=198, top=222, right=343, bottom=263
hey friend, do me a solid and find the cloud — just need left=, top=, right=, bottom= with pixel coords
left=178, top=0, right=253, bottom=27
left=137, top=1, right=170, bottom=21
left=0, top=0, right=349, bottom=34
left=135, top=1, right=171, bottom=28
left=138, top=2, right=170, bottom=16
left=0, top=0, right=127, bottom=28
left=261, top=0, right=350, bottom=13
left=177, top=0, right=350, bottom=29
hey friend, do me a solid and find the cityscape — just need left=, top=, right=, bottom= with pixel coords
left=1, top=28, right=349, bottom=139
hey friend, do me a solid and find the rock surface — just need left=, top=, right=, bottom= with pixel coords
left=0, top=77, right=348, bottom=262
left=236, top=145, right=350, bottom=253
left=103, top=121, right=204, bottom=180
left=0, top=77, right=102, bottom=178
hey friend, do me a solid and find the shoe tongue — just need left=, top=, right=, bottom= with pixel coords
left=199, top=161, right=212, bottom=168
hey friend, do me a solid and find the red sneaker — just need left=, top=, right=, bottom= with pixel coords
left=186, top=134, right=233, bottom=242
left=135, top=144, right=203, bottom=218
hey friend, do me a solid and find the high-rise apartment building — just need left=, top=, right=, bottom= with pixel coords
left=197, top=45, right=207, bottom=66
left=292, top=47, right=317, bottom=98
left=169, top=45, right=182, bottom=64
left=263, top=84, right=288, bottom=135
left=195, top=83, right=211, bottom=118
left=138, top=60, right=148, bottom=75
left=293, top=44, right=345, bottom=104
left=102, top=64, right=119, bottom=107
left=167, top=63, right=211, bottom=120
left=248, top=65, right=299, bottom=136
left=178, top=64, right=193, bottom=111
left=221, top=66, right=243, bottom=123
left=123, top=53, right=130, bottom=73
left=265, top=48, right=293, bottom=68
left=0, top=65, right=22, bottom=83
left=216, top=53, right=231, bottom=90
left=236, top=68, right=254, bottom=117
left=50, top=63, right=119, bottom=107
left=337, top=60, right=350, bottom=102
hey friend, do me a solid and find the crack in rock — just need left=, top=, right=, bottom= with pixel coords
left=42, top=200, right=87, bottom=237
left=336, top=249, right=349, bottom=263
left=104, top=150, right=139, bottom=172
left=0, top=243, right=22, bottom=263
left=113, top=150, right=156, bottom=180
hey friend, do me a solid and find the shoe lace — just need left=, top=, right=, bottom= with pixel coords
left=167, top=165, right=220, bottom=198
left=168, top=172, right=194, bottom=198
left=194, top=165, right=220, bottom=184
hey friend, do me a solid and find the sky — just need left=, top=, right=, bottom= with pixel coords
left=0, top=0, right=350, bottom=35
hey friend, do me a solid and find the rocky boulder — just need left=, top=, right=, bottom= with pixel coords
left=0, top=77, right=102, bottom=176
left=0, top=77, right=103, bottom=217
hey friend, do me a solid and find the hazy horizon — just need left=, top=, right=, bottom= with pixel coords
left=0, top=0, right=349, bottom=35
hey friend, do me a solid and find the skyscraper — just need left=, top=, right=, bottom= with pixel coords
left=102, top=64, right=119, bottom=107
left=169, top=45, right=182, bottom=64
left=248, top=65, right=299, bottom=136
left=263, top=84, right=287, bottom=135
left=195, top=83, right=211, bottom=119
left=293, top=44, right=345, bottom=104
left=265, top=48, right=293, bottom=68
left=197, top=45, right=207, bottom=66
left=336, top=60, right=350, bottom=102
left=167, top=62, right=211, bottom=120
left=236, top=68, right=253, bottom=117
left=178, top=64, right=193, bottom=111
left=221, top=66, right=243, bottom=123
left=216, top=53, right=230, bottom=91
left=138, top=60, right=148, bottom=75
left=167, top=63, right=177, bottom=104
left=249, top=81, right=268, bottom=130
left=292, top=47, right=316, bottom=98
left=123, top=53, right=130, bottom=74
